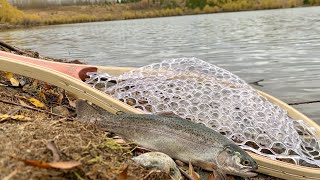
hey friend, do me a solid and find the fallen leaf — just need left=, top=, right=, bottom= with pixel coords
left=4, top=72, right=19, bottom=87
left=4, top=72, right=13, bottom=79
left=189, top=162, right=200, bottom=180
left=117, top=164, right=128, bottom=180
left=32, top=79, right=38, bottom=87
left=10, top=78, right=20, bottom=87
left=21, top=159, right=51, bottom=169
left=13, top=156, right=81, bottom=169
left=28, top=97, right=46, bottom=108
left=0, top=114, right=31, bottom=122
left=0, top=114, right=9, bottom=118
left=10, top=115, right=32, bottom=121
left=208, top=173, right=214, bottom=180
left=0, top=114, right=9, bottom=121
left=48, top=161, right=81, bottom=169
left=57, top=93, right=64, bottom=105
left=19, top=99, right=30, bottom=107
left=44, top=82, right=52, bottom=90
left=39, top=89, right=46, bottom=101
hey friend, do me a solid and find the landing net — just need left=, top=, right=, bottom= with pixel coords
left=86, top=58, right=320, bottom=167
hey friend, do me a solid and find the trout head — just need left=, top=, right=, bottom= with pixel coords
left=215, top=143, right=258, bottom=178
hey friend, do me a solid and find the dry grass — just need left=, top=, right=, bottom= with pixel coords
left=0, top=83, right=171, bottom=180
left=22, top=4, right=187, bottom=24
left=0, top=44, right=171, bottom=179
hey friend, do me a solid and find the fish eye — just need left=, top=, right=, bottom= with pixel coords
left=242, top=160, right=251, bottom=166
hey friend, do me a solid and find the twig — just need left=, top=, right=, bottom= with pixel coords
left=248, top=79, right=264, bottom=87
left=142, top=170, right=161, bottom=180
left=0, top=98, right=74, bottom=121
left=189, top=162, right=200, bottom=180
left=0, top=40, right=24, bottom=54
left=46, top=141, right=61, bottom=162
left=288, top=100, right=320, bottom=105
left=0, top=106, right=23, bottom=122
left=178, top=166, right=193, bottom=180
left=8, top=106, right=23, bottom=115
left=2, top=169, right=19, bottom=180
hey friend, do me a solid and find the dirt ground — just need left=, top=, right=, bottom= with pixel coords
left=0, top=43, right=172, bottom=179
left=0, top=95, right=158, bottom=179
left=0, top=42, right=281, bottom=180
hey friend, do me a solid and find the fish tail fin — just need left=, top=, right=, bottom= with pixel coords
left=76, top=99, right=111, bottom=122
left=76, top=99, right=97, bottom=120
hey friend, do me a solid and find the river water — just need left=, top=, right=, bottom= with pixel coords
left=1, top=7, right=319, bottom=123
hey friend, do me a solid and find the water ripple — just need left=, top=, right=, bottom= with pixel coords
left=1, top=7, right=320, bottom=123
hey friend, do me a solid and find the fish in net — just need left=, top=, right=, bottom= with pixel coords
left=85, top=57, right=320, bottom=168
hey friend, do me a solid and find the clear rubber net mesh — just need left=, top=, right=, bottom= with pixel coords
left=85, top=58, right=320, bottom=167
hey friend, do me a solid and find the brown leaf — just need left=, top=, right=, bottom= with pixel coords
left=208, top=173, right=214, bottom=180
left=117, top=164, right=128, bottom=180
left=39, top=89, right=46, bottom=101
left=32, top=79, right=38, bottom=87
left=48, top=161, right=81, bottom=169
left=57, top=93, right=64, bottom=105
left=44, top=82, right=52, bottom=90
left=189, top=162, right=200, bottom=180
left=21, top=159, right=52, bottom=169
left=19, top=99, right=30, bottom=107
left=12, top=156, right=81, bottom=169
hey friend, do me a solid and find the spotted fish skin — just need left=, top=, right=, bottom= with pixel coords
left=76, top=100, right=258, bottom=178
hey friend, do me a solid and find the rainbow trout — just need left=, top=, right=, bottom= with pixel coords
left=76, top=100, right=258, bottom=179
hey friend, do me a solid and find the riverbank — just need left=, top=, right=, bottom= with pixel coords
left=0, top=42, right=172, bottom=179
left=0, top=41, right=280, bottom=180
left=1, top=0, right=320, bottom=31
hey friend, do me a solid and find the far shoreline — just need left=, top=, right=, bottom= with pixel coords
left=0, top=4, right=319, bottom=32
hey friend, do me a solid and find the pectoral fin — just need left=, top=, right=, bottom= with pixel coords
left=213, top=169, right=228, bottom=180
left=193, top=160, right=217, bottom=171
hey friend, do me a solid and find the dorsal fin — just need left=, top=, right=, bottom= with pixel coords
left=156, top=111, right=180, bottom=118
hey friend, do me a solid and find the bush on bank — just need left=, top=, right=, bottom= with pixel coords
left=1, top=0, right=320, bottom=27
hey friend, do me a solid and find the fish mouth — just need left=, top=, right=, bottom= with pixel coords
left=227, top=166, right=258, bottom=177
left=240, top=167, right=258, bottom=177
left=242, top=171, right=257, bottom=177
left=228, top=169, right=257, bottom=178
